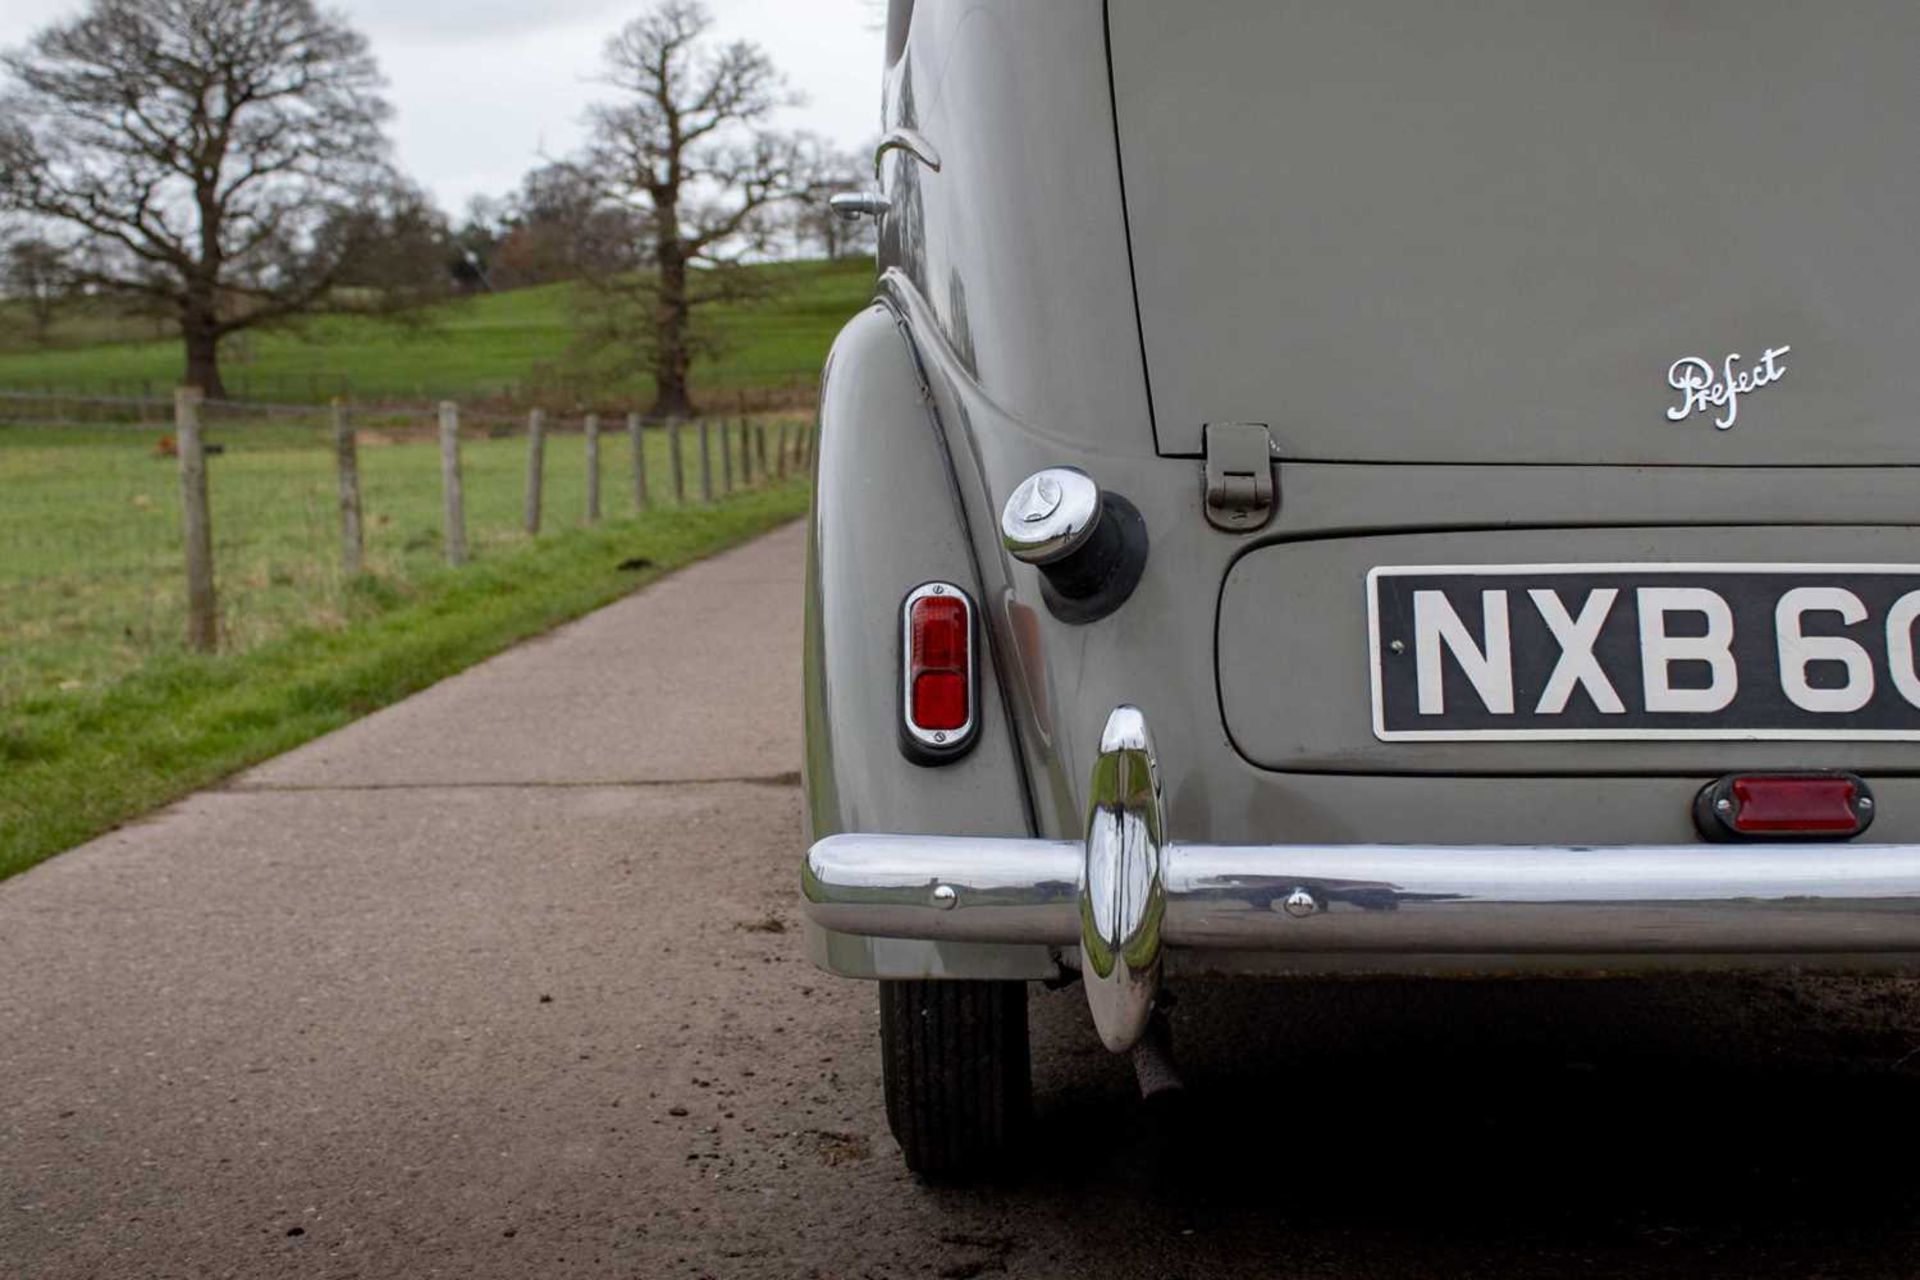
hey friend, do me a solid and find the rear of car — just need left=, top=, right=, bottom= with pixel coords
left=1130, top=0, right=1920, bottom=780
left=804, top=0, right=1920, bottom=1174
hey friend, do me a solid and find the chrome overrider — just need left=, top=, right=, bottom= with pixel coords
left=1081, top=706, right=1165, bottom=1051
left=802, top=706, right=1920, bottom=1053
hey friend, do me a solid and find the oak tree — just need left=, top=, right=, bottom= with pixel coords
left=1, top=236, right=68, bottom=346
left=0, top=0, right=395, bottom=397
left=583, top=1, right=804, bottom=418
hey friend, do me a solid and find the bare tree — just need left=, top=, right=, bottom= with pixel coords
left=318, top=181, right=454, bottom=298
left=584, top=1, right=804, bottom=418
left=0, top=0, right=395, bottom=397
left=790, top=135, right=876, bottom=261
left=1, top=235, right=68, bottom=345
left=450, top=196, right=508, bottom=294
left=488, top=162, right=633, bottom=290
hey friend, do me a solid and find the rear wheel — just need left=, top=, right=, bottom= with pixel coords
left=878, top=979, right=1030, bottom=1178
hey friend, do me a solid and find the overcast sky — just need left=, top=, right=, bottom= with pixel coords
left=3, top=0, right=885, bottom=216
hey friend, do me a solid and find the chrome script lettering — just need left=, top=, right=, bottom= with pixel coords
left=1666, top=345, right=1791, bottom=430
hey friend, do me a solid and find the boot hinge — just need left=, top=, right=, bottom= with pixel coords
left=1202, top=422, right=1277, bottom=532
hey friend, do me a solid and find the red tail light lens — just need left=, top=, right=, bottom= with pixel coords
left=911, top=597, right=966, bottom=674
left=1696, top=773, right=1873, bottom=840
left=912, top=671, right=968, bottom=729
left=902, top=584, right=976, bottom=759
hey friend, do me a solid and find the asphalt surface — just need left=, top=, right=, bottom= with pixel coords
left=6, top=520, right=1920, bottom=1278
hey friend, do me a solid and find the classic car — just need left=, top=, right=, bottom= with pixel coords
left=803, top=0, right=1920, bottom=1175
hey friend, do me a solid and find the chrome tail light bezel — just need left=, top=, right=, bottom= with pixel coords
left=899, top=581, right=979, bottom=763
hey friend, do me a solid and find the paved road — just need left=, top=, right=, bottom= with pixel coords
left=5, top=521, right=1920, bottom=1278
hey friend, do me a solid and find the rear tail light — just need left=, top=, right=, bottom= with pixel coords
left=901, top=582, right=978, bottom=761
left=1695, top=773, right=1874, bottom=841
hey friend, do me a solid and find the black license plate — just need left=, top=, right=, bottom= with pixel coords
left=1368, top=563, right=1920, bottom=741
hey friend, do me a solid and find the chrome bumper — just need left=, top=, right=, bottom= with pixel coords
left=804, top=708, right=1920, bottom=1052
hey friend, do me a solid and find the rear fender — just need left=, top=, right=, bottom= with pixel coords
left=804, top=303, right=1057, bottom=981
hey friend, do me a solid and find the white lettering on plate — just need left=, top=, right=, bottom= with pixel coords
left=1666, top=346, right=1791, bottom=430
left=1888, top=592, right=1920, bottom=711
left=1776, top=587, right=1874, bottom=713
left=1636, top=587, right=1739, bottom=713
left=1413, top=589, right=1513, bottom=715
left=1527, top=588, right=1624, bottom=715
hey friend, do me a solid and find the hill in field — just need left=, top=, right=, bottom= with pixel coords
left=0, top=257, right=876, bottom=406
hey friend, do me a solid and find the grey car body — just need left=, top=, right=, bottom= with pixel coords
left=802, top=0, right=1920, bottom=1172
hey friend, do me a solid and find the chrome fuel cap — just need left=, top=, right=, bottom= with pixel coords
left=1001, top=467, right=1101, bottom=565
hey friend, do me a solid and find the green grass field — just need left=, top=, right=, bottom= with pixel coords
left=0, top=418, right=799, bottom=704
left=0, top=256, right=874, bottom=405
left=0, top=255, right=855, bottom=876
left=0, top=419, right=812, bottom=880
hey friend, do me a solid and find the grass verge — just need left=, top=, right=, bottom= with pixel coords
left=0, top=257, right=873, bottom=405
left=0, top=484, right=808, bottom=882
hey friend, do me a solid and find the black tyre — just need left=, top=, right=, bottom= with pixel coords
left=878, top=979, right=1031, bottom=1178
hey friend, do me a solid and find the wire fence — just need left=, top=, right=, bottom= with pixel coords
left=0, top=389, right=815, bottom=704
left=0, top=370, right=826, bottom=415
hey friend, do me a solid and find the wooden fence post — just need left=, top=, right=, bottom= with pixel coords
left=524, top=408, right=545, bottom=534
left=584, top=413, right=602, bottom=523
left=628, top=412, right=649, bottom=511
left=669, top=421, right=685, bottom=505
left=777, top=423, right=790, bottom=480
left=738, top=419, right=753, bottom=486
left=175, top=387, right=217, bottom=652
left=720, top=418, right=734, bottom=493
left=699, top=422, right=714, bottom=503
left=439, top=401, right=467, bottom=566
left=755, top=424, right=768, bottom=484
left=332, top=397, right=363, bottom=577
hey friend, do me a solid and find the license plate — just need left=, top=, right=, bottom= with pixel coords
left=1368, top=563, right=1920, bottom=741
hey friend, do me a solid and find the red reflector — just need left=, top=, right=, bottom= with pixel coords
left=1729, top=776, right=1861, bottom=834
left=912, top=671, right=969, bottom=730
